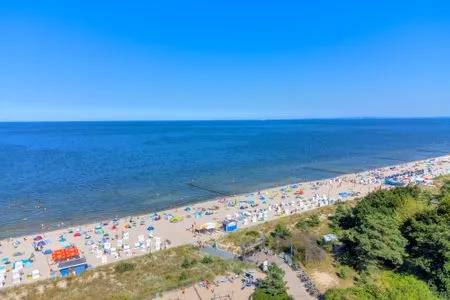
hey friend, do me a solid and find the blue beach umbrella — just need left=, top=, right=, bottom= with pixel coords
left=147, top=226, right=155, bottom=231
left=36, top=240, right=46, bottom=247
left=43, top=249, right=52, bottom=255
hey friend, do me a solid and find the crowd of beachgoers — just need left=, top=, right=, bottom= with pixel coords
left=0, top=155, right=449, bottom=289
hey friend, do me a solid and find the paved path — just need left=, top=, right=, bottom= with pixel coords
left=269, top=256, right=315, bottom=300
left=200, top=246, right=236, bottom=260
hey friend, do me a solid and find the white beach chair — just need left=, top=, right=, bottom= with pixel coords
left=14, top=261, right=23, bottom=271
left=32, top=269, right=40, bottom=279
left=12, top=273, right=21, bottom=284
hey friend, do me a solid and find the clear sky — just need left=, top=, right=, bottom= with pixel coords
left=1, top=1, right=449, bottom=121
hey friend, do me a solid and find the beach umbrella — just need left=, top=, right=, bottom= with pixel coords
left=36, top=240, right=46, bottom=247
left=58, top=237, right=66, bottom=242
left=13, top=252, right=23, bottom=257
left=147, top=226, right=154, bottom=231
left=111, top=225, right=117, bottom=230
left=185, top=207, right=191, bottom=212
left=74, top=232, right=81, bottom=237
left=43, top=249, right=52, bottom=255
left=85, top=240, right=94, bottom=246
left=33, top=235, right=43, bottom=241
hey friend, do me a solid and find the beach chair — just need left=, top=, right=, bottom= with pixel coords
left=110, top=248, right=118, bottom=259
left=12, top=272, right=21, bottom=284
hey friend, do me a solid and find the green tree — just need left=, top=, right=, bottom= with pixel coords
left=332, top=204, right=355, bottom=231
left=253, top=264, right=291, bottom=300
left=273, top=224, right=292, bottom=238
left=403, top=202, right=450, bottom=296
left=341, top=211, right=407, bottom=269
left=181, top=257, right=190, bottom=268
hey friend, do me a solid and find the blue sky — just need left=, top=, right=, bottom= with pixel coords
left=1, top=1, right=449, bottom=121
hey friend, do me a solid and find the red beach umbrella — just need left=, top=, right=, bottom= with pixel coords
left=74, top=232, right=81, bottom=237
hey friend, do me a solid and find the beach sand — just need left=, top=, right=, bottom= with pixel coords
left=0, top=155, right=449, bottom=289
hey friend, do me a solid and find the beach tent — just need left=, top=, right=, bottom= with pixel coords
left=339, top=192, right=351, bottom=198
left=170, top=216, right=182, bottom=223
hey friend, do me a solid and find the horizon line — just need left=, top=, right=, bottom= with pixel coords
left=0, top=116, right=450, bottom=123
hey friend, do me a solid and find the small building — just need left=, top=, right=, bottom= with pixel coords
left=322, top=233, right=339, bottom=243
left=58, top=257, right=88, bottom=277
left=223, top=219, right=238, bottom=232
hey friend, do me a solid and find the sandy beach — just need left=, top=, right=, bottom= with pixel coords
left=1, top=154, right=449, bottom=289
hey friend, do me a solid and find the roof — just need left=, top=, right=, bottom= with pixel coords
left=323, top=233, right=339, bottom=242
left=223, top=219, right=237, bottom=225
left=58, top=257, right=87, bottom=269
left=52, top=247, right=80, bottom=262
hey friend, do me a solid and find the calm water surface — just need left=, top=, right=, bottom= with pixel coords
left=1, top=119, right=449, bottom=238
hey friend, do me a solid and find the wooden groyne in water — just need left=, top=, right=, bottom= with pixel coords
left=373, top=156, right=409, bottom=162
left=301, top=167, right=348, bottom=175
left=186, top=182, right=232, bottom=197
left=416, top=149, right=449, bottom=154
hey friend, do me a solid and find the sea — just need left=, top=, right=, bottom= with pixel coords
left=1, top=119, right=449, bottom=239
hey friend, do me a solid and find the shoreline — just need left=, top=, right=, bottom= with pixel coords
left=0, top=154, right=449, bottom=289
left=2, top=153, right=446, bottom=241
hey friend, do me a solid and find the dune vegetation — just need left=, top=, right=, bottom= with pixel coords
left=0, top=245, right=250, bottom=300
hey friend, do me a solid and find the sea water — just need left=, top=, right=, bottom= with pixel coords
left=1, top=119, right=449, bottom=238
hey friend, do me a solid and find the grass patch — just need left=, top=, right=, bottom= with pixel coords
left=115, top=262, right=136, bottom=273
left=0, top=245, right=251, bottom=300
